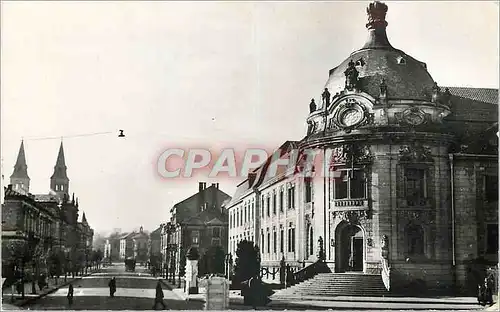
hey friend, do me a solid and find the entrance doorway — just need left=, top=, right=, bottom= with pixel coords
left=335, top=222, right=364, bottom=273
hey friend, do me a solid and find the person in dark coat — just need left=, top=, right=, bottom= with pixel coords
left=108, top=277, right=117, bottom=298
left=152, top=281, right=167, bottom=310
left=67, top=283, right=74, bottom=307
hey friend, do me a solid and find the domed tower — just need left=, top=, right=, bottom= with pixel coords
left=303, top=1, right=454, bottom=292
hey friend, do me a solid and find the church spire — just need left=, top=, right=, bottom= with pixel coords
left=82, top=211, right=87, bottom=223
left=10, top=140, right=30, bottom=192
left=50, top=141, right=69, bottom=198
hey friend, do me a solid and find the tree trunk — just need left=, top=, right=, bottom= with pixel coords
left=31, top=263, right=36, bottom=294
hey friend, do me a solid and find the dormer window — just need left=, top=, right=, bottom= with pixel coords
left=397, top=56, right=406, bottom=65
left=355, top=58, right=365, bottom=67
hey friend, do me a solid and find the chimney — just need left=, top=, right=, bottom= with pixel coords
left=199, top=182, right=205, bottom=192
left=216, top=183, right=219, bottom=189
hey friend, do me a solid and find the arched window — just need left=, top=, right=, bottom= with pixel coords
left=405, top=223, right=424, bottom=256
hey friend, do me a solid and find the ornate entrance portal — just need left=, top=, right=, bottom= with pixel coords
left=335, top=222, right=364, bottom=273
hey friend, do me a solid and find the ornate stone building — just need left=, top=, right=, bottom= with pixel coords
left=2, top=141, right=94, bottom=281
left=163, top=182, right=231, bottom=279
left=227, top=1, right=498, bottom=295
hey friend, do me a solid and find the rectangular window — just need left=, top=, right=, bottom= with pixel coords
left=273, top=231, right=277, bottom=253
left=287, top=228, right=292, bottom=252
left=273, top=193, right=277, bottom=214
left=287, top=188, right=292, bottom=209
left=212, top=227, right=220, bottom=238
left=279, top=191, right=284, bottom=212
left=212, top=238, right=221, bottom=246
left=334, top=170, right=348, bottom=199
left=351, top=170, right=366, bottom=199
left=261, top=197, right=265, bottom=217
left=240, top=208, right=243, bottom=225
left=261, top=233, right=264, bottom=252
left=267, top=232, right=270, bottom=253
left=334, top=169, right=366, bottom=199
left=405, top=168, right=426, bottom=201
left=305, top=177, right=312, bottom=203
left=251, top=203, right=254, bottom=220
left=485, top=175, right=499, bottom=202
left=486, top=224, right=499, bottom=254
left=291, top=228, right=296, bottom=252
left=291, top=186, right=296, bottom=208
left=266, top=197, right=270, bottom=217
left=244, top=205, right=247, bottom=223
left=280, top=229, right=284, bottom=253
left=192, top=231, right=199, bottom=244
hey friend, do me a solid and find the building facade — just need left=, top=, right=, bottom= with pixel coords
left=119, top=232, right=135, bottom=260
left=164, top=182, right=231, bottom=278
left=104, top=232, right=121, bottom=262
left=133, top=226, right=149, bottom=263
left=227, top=1, right=498, bottom=295
left=2, top=141, right=94, bottom=281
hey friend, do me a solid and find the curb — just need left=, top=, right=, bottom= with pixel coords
left=17, top=270, right=100, bottom=307
left=18, top=277, right=82, bottom=307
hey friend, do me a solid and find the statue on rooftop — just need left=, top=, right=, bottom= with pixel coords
left=322, top=88, right=331, bottom=107
left=309, top=99, right=317, bottom=113
left=431, top=82, right=441, bottom=103
left=344, top=60, right=359, bottom=91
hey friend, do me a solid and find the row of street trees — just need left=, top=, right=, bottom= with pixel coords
left=2, top=235, right=103, bottom=298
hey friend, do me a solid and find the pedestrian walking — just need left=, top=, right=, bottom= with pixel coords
left=108, top=277, right=117, bottom=298
left=67, top=283, right=74, bottom=307
left=152, top=281, right=167, bottom=310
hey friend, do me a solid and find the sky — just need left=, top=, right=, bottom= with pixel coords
left=1, top=1, right=498, bottom=236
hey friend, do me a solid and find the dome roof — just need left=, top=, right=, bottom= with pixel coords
left=324, top=1, right=436, bottom=101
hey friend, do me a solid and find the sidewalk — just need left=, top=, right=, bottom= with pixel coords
left=2, top=269, right=100, bottom=307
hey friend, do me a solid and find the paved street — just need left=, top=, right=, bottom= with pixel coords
left=23, top=263, right=203, bottom=310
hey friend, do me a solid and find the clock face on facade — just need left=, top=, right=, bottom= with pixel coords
left=341, top=109, right=364, bottom=127
left=327, top=95, right=373, bottom=131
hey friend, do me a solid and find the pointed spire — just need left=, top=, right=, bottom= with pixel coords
left=82, top=211, right=87, bottom=223
left=72, top=193, right=75, bottom=204
left=51, top=141, right=69, bottom=180
left=11, top=140, right=29, bottom=179
left=55, top=141, right=67, bottom=169
left=10, top=140, right=30, bottom=192
left=76, top=197, right=79, bottom=207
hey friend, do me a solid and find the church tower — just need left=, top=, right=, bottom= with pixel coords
left=10, top=140, right=30, bottom=193
left=50, top=141, right=70, bottom=198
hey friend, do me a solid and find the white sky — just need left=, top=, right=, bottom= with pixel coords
left=1, top=1, right=498, bottom=236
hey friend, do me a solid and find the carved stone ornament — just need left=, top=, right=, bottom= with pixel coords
left=398, top=143, right=433, bottom=163
left=329, top=144, right=373, bottom=167
left=397, top=210, right=434, bottom=223
left=394, top=107, right=429, bottom=126
left=330, top=97, right=374, bottom=132
left=332, top=210, right=368, bottom=223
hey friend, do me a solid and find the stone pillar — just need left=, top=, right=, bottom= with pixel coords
left=185, top=259, right=199, bottom=295
left=185, top=247, right=200, bottom=295
left=204, top=276, right=230, bottom=310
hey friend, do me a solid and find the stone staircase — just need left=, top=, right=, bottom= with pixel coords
left=272, top=273, right=388, bottom=298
